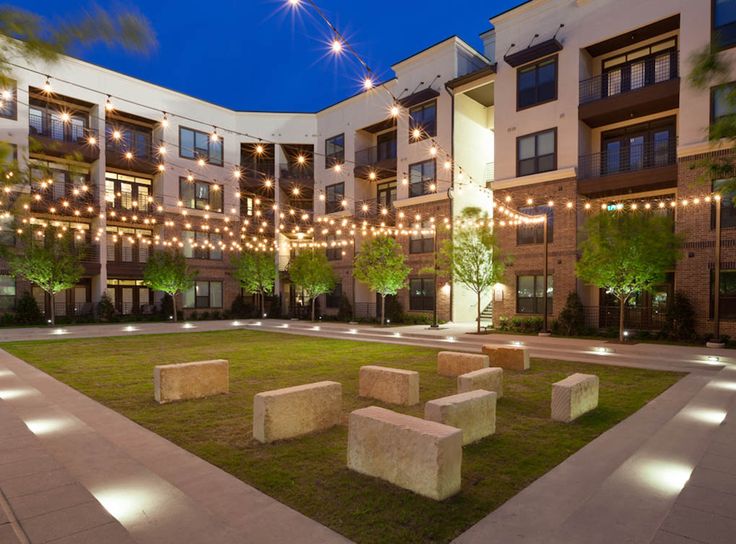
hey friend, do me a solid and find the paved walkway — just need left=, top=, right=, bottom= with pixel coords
left=0, top=319, right=734, bottom=543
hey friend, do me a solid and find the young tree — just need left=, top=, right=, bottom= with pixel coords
left=3, top=227, right=84, bottom=325
left=439, top=208, right=505, bottom=333
left=288, top=249, right=336, bottom=321
left=576, top=211, right=681, bottom=342
left=143, top=250, right=196, bottom=323
left=232, top=251, right=276, bottom=317
left=354, top=236, right=410, bottom=326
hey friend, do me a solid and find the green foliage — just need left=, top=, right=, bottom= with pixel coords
left=384, top=296, right=403, bottom=324
left=14, top=290, right=42, bottom=324
left=661, top=291, right=697, bottom=341
left=336, top=295, right=353, bottom=322
left=230, top=295, right=255, bottom=318
left=231, top=251, right=275, bottom=296
left=553, top=292, right=588, bottom=336
left=96, top=293, right=116, bottom=322
left=143, top=250, right=196, bottom=322
left=288, top=250, right=336, bottom=321
left=497, top=316, right=544, bottom=334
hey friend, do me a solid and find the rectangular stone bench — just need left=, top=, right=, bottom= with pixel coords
left=347, top=406, right=462, bottom=500
left=458, top=367, right=503, bottom=398
left=551, top=373, right=599, bottom=423
left=253, top=381, right=342, bottom=443
left=481, top=345, right=530, bottom=370
left=154, top=359, right=228, bottom=404
left=359, top=366, right=419, bottom=406
left=437, top=352, right=489, bottom=377
left=425, top=390, right=497, bottom=445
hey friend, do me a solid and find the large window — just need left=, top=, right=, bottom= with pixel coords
left=182, top=230, right=223, bottom=260
left=105, top=172, right=152, bottom=212
left=517, top=206, right=554, bottom=245
left=517, top=57, right=557, bottom=109
left=601, top=118, right=676, bottom=174
left=0, top=214, right=14, bottom=246
left=0, top=275, right=15, bottom=310
left=184, top=281, right=223, bottom=309
left=516, top=275, right=553, bottom=314
left=29, top=102, right=87, bottom=142
left=409, top=101, right=437, bottom=141
left=106, top=279, right=152, bottom=315
left=325, top=182, right=345, bottom=214
left=712, top=83, right=736, bottom=121
left=377, top=181, right=396, bottom=210
left=517, top=129, right=556, bottom=177
left=377, top=131, right=397, bottom=161
left=409, top=223, right=434, bottom=254
left=30, top=161, right=90, bottom=201
left=106, top=121, right=152, bottom=159
left=712, top=269, right=736, bottom=318
left=601, top=40, right=677, bottom=98
left=326, top=235, right=342, bottom=261
left=712, top=178, right=736, bottom=229
left=714, top=0, right=736, bottom=49
left=106, top=227, right=151, bottom=263
left=179, top=126, right=223, bottom=166
left=409, top=159, right=436, bottom=198
left=326, top=282, right=342, bottom=308
left=409, top=278, right=435, bottom=311
left=325, top=134, right=345, bottom=168
left=0, top=83, right=17, bottom=120
left=179, top=177, right=223, bottom=212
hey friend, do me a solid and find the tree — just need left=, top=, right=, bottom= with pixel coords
left=354, top=236, right=410, bottom=326
left=288, top=249, right=336, bottom=321
left=3, top=227, right=84, bottom=325
left=232, top=251, right=276, bottom=318
left=576, top=211, right=681, bottom=342
left=439, top=208, right=505, bottom=333
left=143, top=250, right=196, bottom=323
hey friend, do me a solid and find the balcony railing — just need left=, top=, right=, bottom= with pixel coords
left=354, top=198, right=396, bottom=223
left=279, top=162, right=314, bottom=181
left=355, top=145, right=397, bottom=166
left=30, top=183, right=98, bottom=213
left=583, top=305, right=667, bottom=331
left=578, top=140, right=677, bottom=180
left=579, top=50, right=678, bottom=105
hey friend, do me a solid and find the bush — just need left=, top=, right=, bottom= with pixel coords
left=0, top=312, right=16, bottom=326
left=336, top=295, right=353, bottom=322
left=385, top=296, right=403, bottom=324
left=553, top=292, right=587, bottom=336
left=497, top=315, right=544, bottom=333
left=230, top=295, right=254, bottom=318
left=96, top=293, right=116, bottom=322
left=160, top=293, right=174, bottom=320
left=200, top=311, right=210, bottom=320
left=15, top=291, right=43, bottom=325
left=661, top=291, right=697, bottom=342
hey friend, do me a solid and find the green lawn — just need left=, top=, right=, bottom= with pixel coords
left=2, top=330, right=683, bottom=544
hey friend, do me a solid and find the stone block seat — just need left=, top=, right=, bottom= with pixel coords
left=358, top=365, right=419, bottom=406
left=253, top=381, right=342, bottom=443
left=347, top=406, right=462, bottom=500
left=437, top=351, right=489, bottom=377
left=481, top=344, right=530, bottom=371
left=425, top=390, right=497, bottom=445
left=551, top=373, right=599, bottom=423
left=457, top=367, right=503, bottom=398
left=154, top=359, right=229, bottom=404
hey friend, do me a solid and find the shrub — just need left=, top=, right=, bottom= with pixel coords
left=160, top=293, right=174, bottom=320
left=230, top=295, right=255, bottom=318
left=0, top=312, right=16, bottom=326
left=96, top=293, right=116, bottom=322
left=661, top=291, right=697, bottom=342
left=269, top=295, right=282, bottom=318
left=385, top=296, right=403, bottom=324
left=200, top=311, right=210, bottom=320
left=336, top=295, right=353, bottom=322
left=15, top=291, right=43, bottom=325
left=497, top=315, right=543, bottom=333
left=190, top=311, right=199, bottom=320
left=554, top=292, right=587, bottom=336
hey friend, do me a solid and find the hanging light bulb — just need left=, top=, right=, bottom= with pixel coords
left=390, top=104, right=400, bottom=117
left=331, top=38, right=343, bottom=54
left=334, top=163, right=342, bottom=173
left=105, top=95, right=114, bottom=112
left=255, top=143, right=264, bottom=155
left=210, top=128, right=219, bottom=142
left=42, top=76, right=52, bottom=93
left=412, top=128, right=422, bottom=140
left=87, top=135, right=97, bottom=146
left=60, top=112, right=71, bottom=123
left=158, top=144, right=166, bottom=155
left=112, top=130, right=121, bottom=140
left=297, top=154, right=306, bottom=165
left=161, top=112, right=169, bottom=128
left=363, top=77, right=374, bottom=90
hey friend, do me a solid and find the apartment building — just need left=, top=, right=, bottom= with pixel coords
left=485, top=0, right=736, bottom=336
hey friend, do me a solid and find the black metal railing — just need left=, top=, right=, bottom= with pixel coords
left=354, top=198, right=396, bottom=222
left=29, top=111, right=98, bottom=143
left=579, top=50, right=678, bottom=105
left=279, top=162, right=314, bottom=181
left=578, top=139, right=677, bottom=180
left=583, top=305, right=667, bottom=331
left=355, top=144, right=397, bottom=167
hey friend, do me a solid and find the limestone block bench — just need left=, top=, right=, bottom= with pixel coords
left=359, top=366, right=419, bottom=406
left=253, top=381, right=342, bottom=443
left=551, top=373, right=599, bottom=423
left=481, top=344, right=530, bottom=371
left=347, top=406, right=462, bottom=500
left=154, top=359, right=228, bottom=404
left=425, top=390, right=496, bottom=445
left=457, top=367, right=503, bottom=398
left=437, top=351, right=489, bottom=377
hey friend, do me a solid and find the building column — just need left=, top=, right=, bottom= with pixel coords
left=91, top=103, right=107, bottom=306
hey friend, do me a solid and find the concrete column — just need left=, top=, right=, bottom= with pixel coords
left=273, top=144, right=283, bottom=300
left=91, top=103, right=107, bottom=305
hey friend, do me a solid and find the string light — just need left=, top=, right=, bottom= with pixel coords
left=362, top=77, right=374, bottom=90
left=42, top=76, right=52, bottom=93
left=105, top=95, right=114, bottom=112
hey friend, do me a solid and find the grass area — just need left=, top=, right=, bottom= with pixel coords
left=2, top=330, right=683, bottom=544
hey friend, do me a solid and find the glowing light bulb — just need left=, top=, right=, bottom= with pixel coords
left=198, top=158, right=206, bottom=167
left=112, top=130, right=121, bottom=140
left=105, top=96, right=114, bottom=112
left=60, top=112, right=71, bottom=123
left=87, top=136, right=97, bottom=146
left=390, top=104, right=400, bottom=117
left=210, top=130, right=219, bottom=142
left=331, top=39, right=343, bottom=54
left=161, top=113, right=169, bottom=128
left=125, top=151, right=133, bottom=160
left=334, top=163, right=342, bottom=173
left=0, top=90, right=10, bottom=100
left=255, top=144, right=264, bottom=155
left=363, top=77, right=374, bottom=90
left=264, top=178, right=273, bottom=188
left=297, top=155, right=306, bottom=164
left=412, top=128, right=422, bottom=140
left=42, top=77, right=52, bottom=93
left=157, top=164, right=165, bottom=172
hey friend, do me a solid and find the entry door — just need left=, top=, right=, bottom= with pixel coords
left=121, top=288, right=133, bottom=315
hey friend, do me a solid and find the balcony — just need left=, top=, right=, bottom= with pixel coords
left=106, top=144, right=159, bottom=175
left=579, top=50, right=679, bottom=128
left=578, top=140, right=677, bottom=197
left=355, top=143, right=397, bottom=181
left=29, top=112, right=100, bottom=162
left=30, top=183, right=98, bottom=215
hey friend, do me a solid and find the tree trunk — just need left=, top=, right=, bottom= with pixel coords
left=311, top=297, right=316, bottom=322
left=172, top=293, right=178, bottom=323
left=381, top=294, right=386, bottom=326
left=477, top=290, right=481, bottom=334
left=48, top=292, right=55, bottom=326
left=618, top=296, right=625, bottom=343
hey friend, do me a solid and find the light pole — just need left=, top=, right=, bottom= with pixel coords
left=710, top=194, right=723, bottom=347
left=539, top=212, right=551, bottom=336
left=431, top=226, right=439, bottom=328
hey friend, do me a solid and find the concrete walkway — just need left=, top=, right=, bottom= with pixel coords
left=0, top=319, right=734, bottom=543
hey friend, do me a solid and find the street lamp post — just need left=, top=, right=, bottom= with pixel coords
left=540, top=213, right=551, bottom=336
left=431, top=226, right=439, bottom=328
left=711, top=195, right=723, bottom=346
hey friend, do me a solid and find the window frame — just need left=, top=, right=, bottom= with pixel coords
left=517, top=205, right=554, bottom=245
left=516, top=55, right=558, bottom=111
left=516, top=274, right=554, bottom=315
left=182, top=230, right=223, bottom=261
left=324, top=133, right=345, bottom=168
left=183, top=280, right=223, bottom=309
left=325, top=182, right=345, bottom=214
left=713, top=0, right=736, bottom=50
left=178, top=126, right=224, bottom=166
left=409, top=277, right=435, bottom=311
left=516, top=128, right=557, bottom=177
left=711, top=81, right=736, bottom=123
left=408, top=100, right=437, bottom=142
left=179, top=177, right=223, bottom=212
left=408, top=159, right=436, bottom=198
left=0, top=82, right=17, bottom=121
left=409, top=222, right=435, bottom=254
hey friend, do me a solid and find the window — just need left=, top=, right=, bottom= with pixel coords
left=105, top=172, right=152, bottom=212
left=179, top=126, right=223, bottom=166
left=712, top=179, right=736, bottom=229
left=409, top=278, right=435, bottom=311
left=714, top=0, right=736, bottom=49
left=377, top=181, right=397, bottom=210
left=179, top=177, right=223, bottom=212
left=29, top=103, right=88, bottom=142
left=516, top=275, right=553, bottom=314
left=409, top=223, right=434, bottom=254
left=325, top=134, right=345, bottom=168
left=0, top=214, right=14, bottom=246
left=30, top=161, right=91, bottom=201
left=326, top=235, right=342, bottom=261
left=409, top=101, right=437, bottom=141
left=712, top=269, right=736, bottom=318
left=600, top=40, right=677, bottom=98
left=182, top=230, right=222, bottom=260
left=377, top=131, right=397, bottom=161
left=0, top=83, right=17, bottom=120
left=517, top=129, right=556, bottom=177
left=0, top=275, right=15, bottom=310
left=712, top=83, right=736, bottom=121
left=601, top=118, right=676, bottom=174
left=517, top=206, right=554, bottom=245
left=409, top=159, right=436, bottom=198
left=325, top=182, right=345, bottom=214
left=106, top=227, right=152, bottom=263
left=105, top=122, right=152, bottom=159
left=517, top=57, right=557, bottom=109
left=326, top=282, right=342, bottom=308
left=184, top=281, right=223, bottom=309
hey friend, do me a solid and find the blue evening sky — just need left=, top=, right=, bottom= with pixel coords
left=14, top=0, right=523, bottom=112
